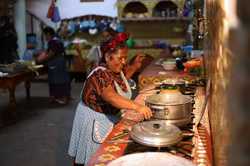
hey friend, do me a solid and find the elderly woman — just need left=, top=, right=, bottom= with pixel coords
left=68, top=33, right=152, bottom=165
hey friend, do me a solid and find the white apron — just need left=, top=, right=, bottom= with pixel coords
left=68, top=66, right=132, bottom=164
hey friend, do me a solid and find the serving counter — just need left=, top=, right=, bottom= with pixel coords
left=87, top=60, right=212, bottom=166
left=138, top=58, right=197, bottom=89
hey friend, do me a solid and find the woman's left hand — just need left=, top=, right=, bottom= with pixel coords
left=131, top=53, right=145, bottom=70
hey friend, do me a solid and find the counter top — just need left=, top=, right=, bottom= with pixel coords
left=87, top=60, right=212, bottom=166
left=138, top=58, right=197, bottom=89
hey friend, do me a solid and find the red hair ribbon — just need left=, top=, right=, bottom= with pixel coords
left=106, top=32, right=129, bottom=50
left=101, top=32, right=129, bottom=55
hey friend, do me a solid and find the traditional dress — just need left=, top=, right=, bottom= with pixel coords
left=68, top=66, right=132, bottom=164
left=47, top=37, right=70, bottom=98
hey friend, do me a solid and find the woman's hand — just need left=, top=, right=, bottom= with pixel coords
left=131, top=53, right=145, bottom=70
left=101, top=85, right=152, bottom=120
left=135, top=105, right=152, bottom=120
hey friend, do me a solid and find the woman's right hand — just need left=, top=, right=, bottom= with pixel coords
left=135, top=105, right=153, bottom=120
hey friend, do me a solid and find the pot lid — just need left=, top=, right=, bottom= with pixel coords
left=130, top=120, right=182, bottom=147
left=145, top=93, right=193, bottom=106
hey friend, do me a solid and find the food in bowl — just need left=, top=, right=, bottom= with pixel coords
left=161, top=60, right=176, bottom=70
left=160, top=84, right=178, bottom=90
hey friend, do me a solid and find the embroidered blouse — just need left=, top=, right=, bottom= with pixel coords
left=82, top=65, right=128, bottom=114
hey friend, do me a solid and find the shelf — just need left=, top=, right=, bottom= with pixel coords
left=120, top=17, right=192, bottom=22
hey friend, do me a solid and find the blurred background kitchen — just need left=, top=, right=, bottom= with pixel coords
left=0, top=0, right=249, bottom=166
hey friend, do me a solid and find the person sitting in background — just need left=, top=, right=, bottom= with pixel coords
left=159, top=45, right=173, bottom=59
left=40, top=26, right=71, bottom=104
left=126, top=52, right=154, bottom=83
left=68, top=32, right=152, bottom=165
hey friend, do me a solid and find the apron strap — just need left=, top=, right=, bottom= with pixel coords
left=114, top=71, right=132, bottom=99
left=80, top=66, right=107, bottom=98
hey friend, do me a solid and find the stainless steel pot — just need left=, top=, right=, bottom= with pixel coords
left=130, top=120, right=183, bottom=147
left=145, top=94, right=193, bottom=126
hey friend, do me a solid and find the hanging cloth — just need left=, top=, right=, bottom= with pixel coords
left=51, top=1, right=61, bottom=23
left=46, top=0, right=55, bottom=19
left=47, top=0, right=61, bottom=23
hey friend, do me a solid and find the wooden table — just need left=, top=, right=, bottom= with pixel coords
left=0, top=67, right=46, bottom=114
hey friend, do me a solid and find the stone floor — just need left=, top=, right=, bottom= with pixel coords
left=0, top=81, right=83, bottom=166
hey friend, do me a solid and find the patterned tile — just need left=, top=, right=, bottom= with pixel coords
left=104, top=145, right=121, bottom=153
left=98, top=154, right=116, bottom=162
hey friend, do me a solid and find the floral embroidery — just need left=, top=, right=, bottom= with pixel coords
left=82, top=66, right=127, bottom=114
left=104, top=145, right=121, bottom=153
left=98, top=154, right=116, bottom=162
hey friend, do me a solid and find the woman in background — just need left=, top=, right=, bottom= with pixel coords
left=68, top=32, right=152, bottom=165
left=42, top=27, right=71, bottom=104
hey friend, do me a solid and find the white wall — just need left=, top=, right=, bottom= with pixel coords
left=26, top=0, right=118, bottom=26
left=15, top=0, right=27, bottom=57
left=26, top=0, right=58, bottom=27
left=58, top=0, right=117, bottom=19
